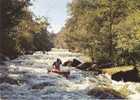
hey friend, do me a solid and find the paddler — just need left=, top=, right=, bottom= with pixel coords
left=51, top=58, right=62, bottom=73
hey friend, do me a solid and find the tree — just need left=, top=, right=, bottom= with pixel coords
left=116, top=10, right=140, bottom=65
left=0, top=0, right=31, bottom=58
left=0, top=0, right=53, bottom=57
left=60, top=0, right=129, bottom=63
left=33, top=17, right=54, bottom=52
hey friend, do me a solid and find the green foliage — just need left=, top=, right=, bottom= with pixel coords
left=0, top=0, right=31, bottom=58
left=116, top=11, right=140, bottom=51
left=13, top=15, right=54, bottom=55
left=115, top=10, right=140, bottom=64
left=0, top=0, right=54, bottom=58
left=58, top=0, right=140, bottom=65
left=33, top=30, right=53, bottom=52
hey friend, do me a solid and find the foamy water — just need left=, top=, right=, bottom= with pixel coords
left=1, top=49, right=140, bottom=100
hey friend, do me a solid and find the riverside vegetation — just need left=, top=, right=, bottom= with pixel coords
left=1, top=0, right=140, bottom=99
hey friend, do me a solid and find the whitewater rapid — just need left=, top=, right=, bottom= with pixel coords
left=1, top=49, right=140, bottom=100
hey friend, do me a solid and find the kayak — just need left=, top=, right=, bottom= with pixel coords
left=48, top=70, right=70, bottom=78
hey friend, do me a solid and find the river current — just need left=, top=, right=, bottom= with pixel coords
left=1, top=48, right=140, bottom=100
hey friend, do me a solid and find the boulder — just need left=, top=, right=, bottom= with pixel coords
left=94, top=59, right=114, bottom=68
left=77, top=62, right=102, bottom=75
left=25, top=50, right=34, bottom=55
left=98, top=62, right=114, bottom=68
left=87, top=87, right=125, bottom=99
left=63, top=59, right=81, bottom=67
left=77, top=62, right=93, bottom=70
left=71, top=59, right=81, bottom=67
left=111, top=67, right=140, bottom=82
left=63, top=60, right=73, bottom=66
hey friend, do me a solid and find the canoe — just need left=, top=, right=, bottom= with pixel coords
left=48, top=70, right=70, bottom=78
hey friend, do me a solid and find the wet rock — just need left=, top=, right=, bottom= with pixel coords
left=25, top=50, right=34, bottom=55
left=98, top=62, right=114, bottom=68
left=111, top=67, right=140, bottom=82
left=87, top=87, right=125, bottom=99
left=76, top=62, right=102, bottom=75
left=88, top=64, right=102, bottom=74
left=77, top=62, right=92, bottom=70
left=94, top=59, right=114, bottom=68
left=63, top=59, right=81, bottom=67
left=72, top=59, right=82, bottom=67
left=63, top=60, right=73, bottom=66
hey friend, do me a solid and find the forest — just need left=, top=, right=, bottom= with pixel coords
left=1, top=0, right=140, bottom=99
left=56, top=0, right=140, bottom=66
left=0, top=0, right=54, bottom=59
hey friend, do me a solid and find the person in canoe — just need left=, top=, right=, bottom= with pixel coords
left=50, top=58, right=70, bottom=78
left=51, top=58, right=62, bottom=73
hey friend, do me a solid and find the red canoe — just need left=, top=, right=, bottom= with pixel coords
left=48, top=70, right=70, bottom=78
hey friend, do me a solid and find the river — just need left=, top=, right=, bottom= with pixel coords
left=0, top=48, right=140, bottom=100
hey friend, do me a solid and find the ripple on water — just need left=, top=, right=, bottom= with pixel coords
left=2, top=49, right=140, bottom=100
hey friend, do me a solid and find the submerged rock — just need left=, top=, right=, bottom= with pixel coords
left=32, top=82, right=55, bottom=90
left=87, top=87, right=125, bottom=99
left=0, top=76, right=23, bottom=85
left=77, top=62, right=93, bottom=70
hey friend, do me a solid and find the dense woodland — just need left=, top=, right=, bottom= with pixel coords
left=56, top=0, right=140, bottom=66
left=0, top=0, right=54, bottom=59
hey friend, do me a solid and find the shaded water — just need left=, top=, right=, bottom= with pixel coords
left=1, top=49, right=140, bottom=100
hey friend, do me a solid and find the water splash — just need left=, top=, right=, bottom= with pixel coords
left=1, top=49, right=140, bottom=100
